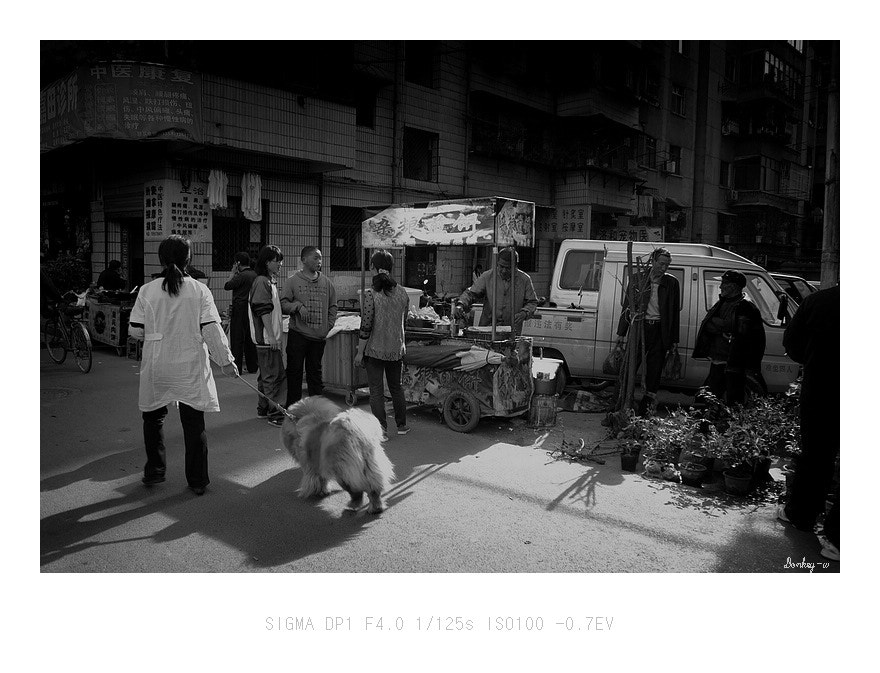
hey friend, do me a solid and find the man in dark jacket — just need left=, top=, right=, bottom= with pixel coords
left=616, top=248, right=680, bottom=415
left=778, top=285, right=839, bottom=561
left=97, top=260, right=126, bottom=291
left=224, top=251, right=259, bottom=374
left=692, top=269, right=766, bottom=405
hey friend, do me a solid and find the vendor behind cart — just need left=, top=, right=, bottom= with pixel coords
left=452, top=247, right=537, bottom=335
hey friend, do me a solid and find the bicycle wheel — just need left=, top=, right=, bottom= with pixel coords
left=71, top=322, right=93, bottom=373
left=43, top=317, right=67, bottom=364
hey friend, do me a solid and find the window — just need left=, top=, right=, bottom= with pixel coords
left=676, top=40, right=689, bottom=57
left=403, top=127, right=439, bottom=181
left=405, top=41, right=437, bottom=88
left=558, top=251, right=604, bottom=292
left=639, top=134, right=657, bottom=168
left=671, top=84, right=686, bottom=116
left=211, top=197, right=267, bottom=271
left=787, top=40, right=804, bottom=53
left=702, top=270, right=790, bottom=326
left=668, top=145, right=682, bottom=175
left=355, top=84, right=376, bottom=128
left=720, top=161, right=731, bottom=187
left=329, top=205, right=367, bottom=272
left=724, top=54, right=738, bottom=82
left=515, top=246, right=536, bottom=273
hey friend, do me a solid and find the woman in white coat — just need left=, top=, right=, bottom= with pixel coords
left=129, top=235, right=237, bottom=495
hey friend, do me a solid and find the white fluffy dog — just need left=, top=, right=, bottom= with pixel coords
left=280, top=396, right=395, bottom=514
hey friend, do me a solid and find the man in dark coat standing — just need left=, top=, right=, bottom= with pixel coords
left=224, top=251, right=259, bottom=374
left=778, top=285, right=840, bottom=562
left=616, top=248, right=680, bottom=415
left=692, top=270, right=766, bottom=405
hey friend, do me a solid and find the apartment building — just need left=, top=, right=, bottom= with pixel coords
left=40, top=40, right=830, bottom=307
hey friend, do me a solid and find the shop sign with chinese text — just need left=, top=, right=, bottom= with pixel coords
left=41, top=61, right=203, bottom=152
left=144, top=179, right=212, bottom=242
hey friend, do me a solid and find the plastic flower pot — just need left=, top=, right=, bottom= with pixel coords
left=620, top=453, right=640, bottom=472
left=680, top=462, right=708, bottom=487
left=723, top=470, right=752, bottom=496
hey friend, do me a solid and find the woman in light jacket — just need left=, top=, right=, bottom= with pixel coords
left=354, top=250, right=410, bottom=435
left=129, top=235, right=237, bottom=495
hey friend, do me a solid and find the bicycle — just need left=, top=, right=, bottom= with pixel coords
left=42, top=293, right=93, bottom=373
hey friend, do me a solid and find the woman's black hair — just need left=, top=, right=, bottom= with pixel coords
left=370, top=249, right=397, bottom=294
left=158, top=235, right=191, bottom=296
left=255, top=245, right=284, bottom=277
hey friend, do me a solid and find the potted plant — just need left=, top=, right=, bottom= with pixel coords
left=616, top=411, right=649, bottom=472
left=716, top=405, right=774, bottom=495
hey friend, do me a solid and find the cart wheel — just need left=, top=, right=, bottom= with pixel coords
left=442, top=390, right=481, bottom=433
left=345, top=391, right=357, bottom=407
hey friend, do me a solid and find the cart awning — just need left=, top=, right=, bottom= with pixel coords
left=362, top=196, right=535, bottom=248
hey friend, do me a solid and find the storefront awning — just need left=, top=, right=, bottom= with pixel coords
left=666, top=196, right=688, bottom=210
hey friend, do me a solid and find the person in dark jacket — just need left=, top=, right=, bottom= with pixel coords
left=778, top=285, right=840, bottom=561
left=616, top=248, right=680, bottom=415
left=692, top=269, right=766, bottom=405
left=224, top=251, right=259, bottom=374
left=97, top=260, right=126, bottom=291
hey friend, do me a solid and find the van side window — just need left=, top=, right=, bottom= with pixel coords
left=559, top=251, right=603, bottom=291
left=703, top=270, right=785, bottom=327
left=621, top=268, right=685, bottom=310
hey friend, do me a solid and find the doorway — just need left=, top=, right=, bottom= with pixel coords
left=119, top=218, right=144, bottom=290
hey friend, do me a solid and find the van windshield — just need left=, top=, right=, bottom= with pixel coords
left=559, top=251, right=603, bottom=291
left=703, top=270, right=788, bottom=327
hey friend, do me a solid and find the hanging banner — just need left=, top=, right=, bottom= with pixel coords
left=144, top=179, right=212, bottom=242
left=362, top=197, right=534, bottom=248
left=41, top=61, right=203, bottom=152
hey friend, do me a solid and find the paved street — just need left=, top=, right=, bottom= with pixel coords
left=40, top=344, right=835, bottom=573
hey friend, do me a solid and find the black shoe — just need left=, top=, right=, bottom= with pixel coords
left=142, top=475, right=166, bottom=486
left=267, top=417, right=284, bottom=427
left=189, top=485, right=206, bottom=496
left=257, top=410, right=268, bottom=418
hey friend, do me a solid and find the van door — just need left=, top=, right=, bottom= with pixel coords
left=695, top=268, right=797, bottom=393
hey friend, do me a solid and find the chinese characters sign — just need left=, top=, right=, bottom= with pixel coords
left=592, top=222, right=663, bottom=242
left=41, top=62, right=203, bottom=152
left=144, top=179, right=212, bottom=243
left=537, top=206, right=590, bottom=239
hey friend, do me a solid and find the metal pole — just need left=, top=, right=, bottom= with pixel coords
left=510, top=246, right=517, bottom=342
left=821, top=40, right=840, bottom=289
left=490, top=245, right=498, bottom=342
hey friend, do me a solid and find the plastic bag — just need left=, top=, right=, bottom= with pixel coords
left=602, top=344, right=625, bottom=376
left=662, top=345, right=683, bottom=380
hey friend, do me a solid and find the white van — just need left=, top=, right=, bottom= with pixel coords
left=477, top=240, right=798, bottom=395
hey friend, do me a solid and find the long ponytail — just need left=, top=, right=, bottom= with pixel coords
left=157, top=235, right=191, bottom=296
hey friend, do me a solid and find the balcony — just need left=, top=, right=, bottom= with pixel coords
left=556, top=90, right=640, bottom=129
left=469, top=119, right=554, bottom=166
left=727, top=188, right=800, bottom=214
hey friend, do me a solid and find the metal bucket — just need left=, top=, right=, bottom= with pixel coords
left=528, top=394, right=557, bottom=428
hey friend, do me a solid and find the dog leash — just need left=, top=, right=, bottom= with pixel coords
left=231, top=371, right=296, bottom=420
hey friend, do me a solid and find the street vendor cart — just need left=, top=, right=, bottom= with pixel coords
left=361, top=196, right=537, bottom=432
left=84, top=290, right=135, bottom=355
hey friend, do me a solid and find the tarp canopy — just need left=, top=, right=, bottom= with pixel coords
left=362, top=196, right=535, bottom=248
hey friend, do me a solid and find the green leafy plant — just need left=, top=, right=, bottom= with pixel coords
left=43, top=255, right=91, bottom=294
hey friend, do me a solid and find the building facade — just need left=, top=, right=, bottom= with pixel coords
left=40, top=40, right=831, bottom=308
